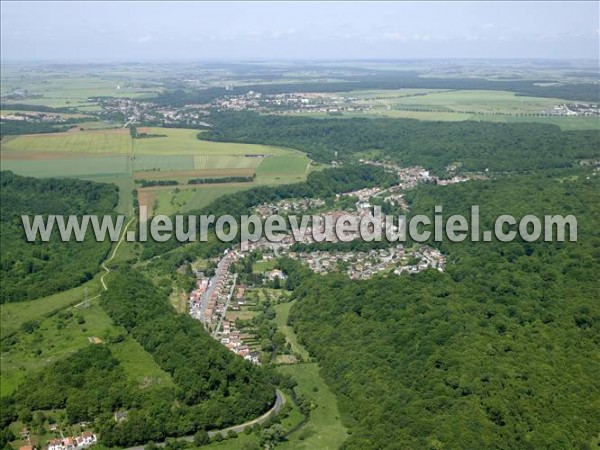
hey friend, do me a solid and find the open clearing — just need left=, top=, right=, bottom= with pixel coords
left=1, top=302, right=116, bottom=396
left=110, top=338, right=174, bottom=388
left=278, top=363, right=349, bottom=450
left=0, top=277, right=102, bottom=338
left=149, top=183, right=257, bottom=215
left=274, top=302, right=310, bottom=362
left=274, top=300, right=348, bottom=450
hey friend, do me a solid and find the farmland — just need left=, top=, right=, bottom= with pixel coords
left=286, top=89, right=600, bottom=130
left=346, top=89, right=566, bottom=114
left=1, top=125, right=312, bottom=216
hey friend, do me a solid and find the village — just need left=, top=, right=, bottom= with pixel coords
left=15, top=428, right=97, bottom=450
left=186, top=161, right=468, bottom=362
left=541, top=102, right=600, bottom=116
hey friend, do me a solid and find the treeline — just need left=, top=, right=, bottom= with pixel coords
left=284, top=169, right=600, bottom=449
left=129, top=125, right=167, bottom=139
left=0, top=103, right=76, bottom=113
left=140, top=165, right=397, bottom=259
left=188, top=175, right=255, bottom=185
left=137, top=179, right=178, bottom=188
left=0, top=120, right=71, bottom=136
left=198, top=112, right=600, bottom=172
left=151, top=73, right=600, bottom=106
left=0, top=171, right=119, bottom=303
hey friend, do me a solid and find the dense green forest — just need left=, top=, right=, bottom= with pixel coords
left=0, top=171, right=118, bottom=303
left=284, top=170, right=600, bottom=449
left=199, top=113, right=600, bottom=171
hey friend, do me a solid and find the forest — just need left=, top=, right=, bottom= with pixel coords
left=3, top=269, right=280, bottom=447
left=0, top=171, right=118, bottom=303
left=199, top=113, right=600, bottom=171
left=284, top=169, right=600, bottom=449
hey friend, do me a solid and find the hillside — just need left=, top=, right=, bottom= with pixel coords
left=286, top=171, right=600, bottom=449
left=0, top=171, right=118, bottom=303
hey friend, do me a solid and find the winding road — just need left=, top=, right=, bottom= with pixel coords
left=123, top=389, right=286, bottom=450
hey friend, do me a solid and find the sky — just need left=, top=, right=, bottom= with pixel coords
left=1, top=1, right=599, bottom=61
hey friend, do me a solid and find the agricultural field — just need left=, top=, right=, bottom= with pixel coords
left=287, top=89, right=599, bottom=130
left=135, top=128, right=294, bottom=156
left=144, top=184, right=256, bottom=215
left=0, top=154, right=131, bottom=178
left=1, top=65, right=161, bottom=109
left=1, top=125, right=312, bottom=216
left=346, top=89, right=565, bottom=114
left=1, top=128, right=132, bottom=153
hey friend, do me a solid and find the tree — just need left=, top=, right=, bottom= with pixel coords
left=193, top=430, right=210, bottom=447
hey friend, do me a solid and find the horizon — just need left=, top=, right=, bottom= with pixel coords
left=2, top=1, right=599, bottom=61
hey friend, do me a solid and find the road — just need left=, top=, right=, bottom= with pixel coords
left=123, top=389, right=286, bottom=450
left=211, top=273, right=237, bottom=337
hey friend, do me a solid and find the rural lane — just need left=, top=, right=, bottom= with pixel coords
left=123, top=389, right=286, bottom=450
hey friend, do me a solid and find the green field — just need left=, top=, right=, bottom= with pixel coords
left=135, top=128, right=296, bottom=156
left=278, top=363, right=349, bottom=450
left=1, top=70, right=160, bottom=109
left=347, top=89, right=568, bottom=114
left=134, top=154, right=195, bottom=171
left=0, top=302, right=119, bottom=396
left=0, top=277, right=103, bottom=338
left=256, top=154, right=311, bottom=180
left=274, top=300, right=348, bottom=449
left=273, top=302, right=311, bottom=362
left=194, top=154, right=263, bottom=170
left=1, top=129, right=132, bottom=153
left=284, top=89, right=600, bottom=130
left=110, top=337, right=174, bottom=388
left=153, top=184, right=258, bottom=215
left=0, top=154, right=131, bottom=178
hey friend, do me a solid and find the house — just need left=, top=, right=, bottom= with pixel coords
left=47, top=438, right=63, bottom=450
left=267, top=269, right=286, bottom=280
left=81, top=432, right=96, bottom=444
